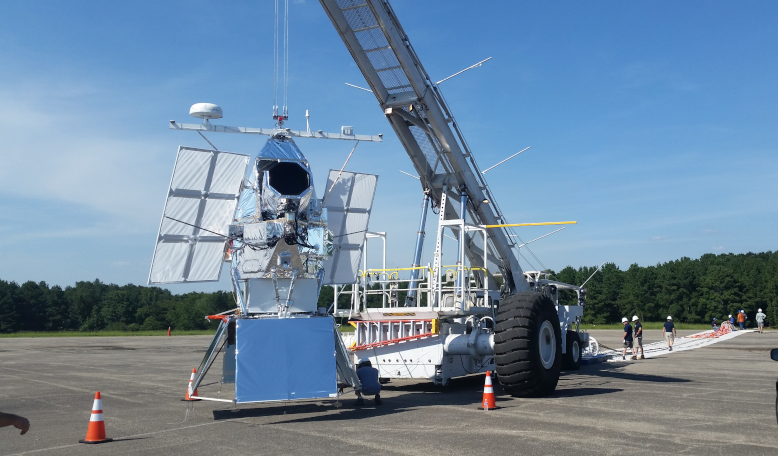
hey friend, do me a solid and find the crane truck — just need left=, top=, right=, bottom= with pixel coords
left=148, top=0, right=591, bottom=406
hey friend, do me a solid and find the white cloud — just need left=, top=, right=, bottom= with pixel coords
left=0, top=83, right=170, bottom=226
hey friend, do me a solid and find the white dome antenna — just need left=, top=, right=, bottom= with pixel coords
left=189, top=103, right=223, bottom=125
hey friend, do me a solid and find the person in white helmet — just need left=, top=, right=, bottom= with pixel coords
left=729, top=314, right=736, bottom=329
left=355, top=358, right=382, bottom=406
left=632, top=315, right=644, bottom=359
left=756, top=308, right=767, bottom=333
left=737, top=310, right=746, bottom=331
left=621, top=317, right=633, bottom=360
left=663, top=316, right=676, bottom=351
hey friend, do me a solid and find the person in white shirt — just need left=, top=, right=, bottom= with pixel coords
left=756, top=308, right=767, bottom=334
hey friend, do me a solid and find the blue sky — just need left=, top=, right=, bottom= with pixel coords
left=1, top=1, right=776, bottom=292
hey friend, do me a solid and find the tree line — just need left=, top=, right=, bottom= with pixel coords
left=0, top=280, right=234, bottom=333
left=554, top=251, right=778, bottom=326
left=0, top=251, right=775, bottom=333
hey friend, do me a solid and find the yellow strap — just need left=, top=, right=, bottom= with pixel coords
left=484, top=221, right=577, bottom=228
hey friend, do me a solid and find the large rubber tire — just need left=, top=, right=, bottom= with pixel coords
left=494, top=292, right=562, bottom=397
left=562, top=331, right=581, bottom=371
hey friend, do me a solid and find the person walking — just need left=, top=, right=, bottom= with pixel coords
left=756, top=308, right=767, bottom=334
left=632, top=315, right=644, bottom=359
left=737, top=310, right=746, bottom=331
left=621, top=317, right=634, bottom=360
left=663, top=316, right=676, bottom=351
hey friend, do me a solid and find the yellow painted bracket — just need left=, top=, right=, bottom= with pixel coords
left=431, top=319, right=439, bottom=334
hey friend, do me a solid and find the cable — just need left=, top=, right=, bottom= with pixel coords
left=283, top=0, right=289, bottom=118
left=164, top=216, right=229, bottom=238
left=273, top=0, right=279, bottom=119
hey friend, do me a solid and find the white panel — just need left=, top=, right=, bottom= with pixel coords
left=321, top=170, right=378, bottom=285
left=159, top=197, right=200, bottom=236
left=171, top=148, right=211, bottom=191
left=188, top=242, right=227, bottom=282
left=246, top=278, right=320, bottom=313
left=210, top=153, right=248, bottom=194
left=149, top=242, right=190, bottom=283
left=149, top=146, right=249, bottom=284
left=349, top=173, right=378, bottom=210
left=201, top=198, right=238, bottom=233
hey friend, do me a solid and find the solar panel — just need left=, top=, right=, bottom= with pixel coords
left=321, top=170, right=378, bottom=285
left=148, top=146, right=249, bottom=284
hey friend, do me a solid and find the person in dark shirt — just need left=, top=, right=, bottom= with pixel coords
left=632, top=315, right=643, bottom=359
left=663, top=316, right=676, bottom=351
left=355, top=358, right=382, bottom=406
left=621, top=317, right=633, bottom=360
left=711, top=317, right=718, bottom=331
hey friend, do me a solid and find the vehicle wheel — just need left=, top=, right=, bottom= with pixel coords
left=494, top=292, right=562, bottom=397
left=562, top=331, right=581, bottom=371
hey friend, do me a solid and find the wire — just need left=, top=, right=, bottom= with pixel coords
left=332, top=229, right=367, bottom=239
left=283, top=0, right=289, bottom=118
left=512, top=232, right=546, bottom=271
left=164, top=216, right=229, bottom=238
left=273, top=0, right=279, bottom=118
left=459, top=354, right=493, bottom=375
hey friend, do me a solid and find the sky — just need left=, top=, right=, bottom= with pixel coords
left=0, top=1, right=776, bottom=292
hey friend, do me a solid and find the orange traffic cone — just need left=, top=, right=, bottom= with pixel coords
left=79, top=392, right=112, bottom=444
left=182, top=368, right=200, bottom=401
left=478, top=371, right=500, bottom=410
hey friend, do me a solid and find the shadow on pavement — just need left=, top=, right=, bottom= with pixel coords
left=551, top=387, right=623, bottom=397
left=213, top=375, right=491, bottom=422
left=212, top=364, right=687, bottom=422
left=576, top=362, right=691, bottom=383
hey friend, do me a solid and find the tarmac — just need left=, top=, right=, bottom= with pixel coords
left=1, top=329, right=777, bottom=456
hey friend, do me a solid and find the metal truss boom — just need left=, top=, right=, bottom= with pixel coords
left=319, top=0, right=529, bottom=292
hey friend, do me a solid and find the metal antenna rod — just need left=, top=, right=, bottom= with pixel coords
left=580, top=262, right=607, bottom=288
left=345, top=83, right=373, bottom=93
left=510, top=227, right=566, bottom=247
left=399, top=170, right=420, bottom=179
left=436, top=57, right=492, bottom=85
left=197, top=131, right=219, bottom=151
left=482, top=146, right=530, bottom=174
left=322, top=141, right=360, bottom=206
left=511, top=227, right=566, bottom=270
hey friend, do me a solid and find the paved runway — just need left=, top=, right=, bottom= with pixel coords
left=1, top=329, right=777, bottom=455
